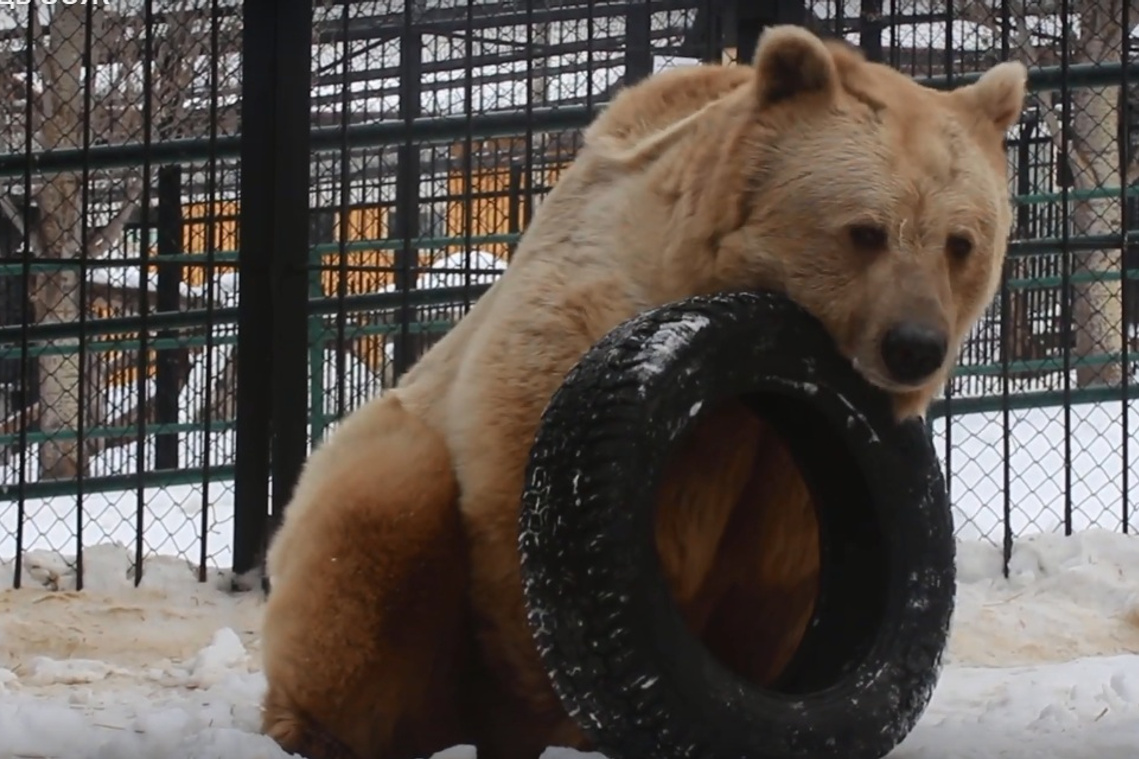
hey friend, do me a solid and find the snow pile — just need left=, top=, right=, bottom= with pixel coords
left=892, top=530, right=1139, bottom=758
left=0, top=531, right=1135, bottom=758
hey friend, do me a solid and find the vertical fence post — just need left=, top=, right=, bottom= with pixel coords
left=233, top=0, right=313, bottom=580
left=507, top=162, right=524, bottom=260
left=859, top=0, right=883, bottom=62
left=268, top=1, right=314, bottom=545
left=691, top=0, right=724, bottom=64
left=155, top=165, right=183, bottom=471
left=732, top=1, right=808, bottom=66
left=233, top=1, right=275, bottom=579
left=308, top=212, right=329, bottom=446
left=392, top=25, right=422, bottom=382
left=720, top=2, right=738, bottom=63
left=624, top=2, right=653, bottom=86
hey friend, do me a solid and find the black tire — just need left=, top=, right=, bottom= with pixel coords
left=518, top=290, right=954, bottom=759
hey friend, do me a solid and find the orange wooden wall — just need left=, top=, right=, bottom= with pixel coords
left=93, top=156, right=570, bottom=386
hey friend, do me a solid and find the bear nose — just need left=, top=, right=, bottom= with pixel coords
left=880, top=322, right=948, bottom=385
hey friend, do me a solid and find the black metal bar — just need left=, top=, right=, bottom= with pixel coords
left=199, top=0, right=222, bottom=582
left=696, top=0, right=724, bottom=63
left=76, top=0, right=97, bottom=591
left=586, top=0, right=596, bottom=126
left=1059, top=0, right=1073, bottom=540
left=508, top=162, right=524, bottom=260
left=886, top=0, right=899, bottom=69
left=624, top=1, right=654, bottom=86
left=926, top=384, right=1135, bottom=420
left=0, top=465, right=239, bottom=503
left=0, top=59, right=1133, bottom=179
left=1008, top=233, right=1134, bottom=256
left=0, top=46, right=1126, bottom=163
left=0, top=107, right=584, bottom=177
left=938, top=0, right=954, bottom=541
left=155, top=165, right=183, bottom=471
left=741, top=0, right=810, bottom=65
left=310, top=36, right=667, bottom=90
left=232, top=0, right=276, bottom=578
left=391, top=21, right=422, bottom=381
left=1002, top=21, right=1019, bottom=577
left=860, top=0, right=883, bottom=62
left=720, top=1, right=738, bottom=62
left=268, top=0, right=315, bottom=553
left=1123, top=0, right=1133, bottom=536
left=310, top=0, right=700, bottom=41
left=519, top=0, right=535, bottom=269
left=134, top=0, right=157, bottom=589
left=0, top=282, right=499, bottom=343
left=928, top=60, right=1136, bottom=92
left=12, top=0, right=36, bottom=590
left=460, top=0, right=476, bottom=320
left=332, top=1, right=352, bottom=424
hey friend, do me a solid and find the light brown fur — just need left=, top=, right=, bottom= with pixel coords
left=260, top=26, right=1028, bottom=759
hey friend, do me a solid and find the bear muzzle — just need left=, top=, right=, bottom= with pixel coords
left=879, top=321, right=949, bottom=386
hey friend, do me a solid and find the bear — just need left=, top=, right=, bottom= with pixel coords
left=257, top=24, right=1027, bottom=759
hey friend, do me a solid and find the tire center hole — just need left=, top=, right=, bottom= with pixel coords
left=652, top=392, right=889, bottom=696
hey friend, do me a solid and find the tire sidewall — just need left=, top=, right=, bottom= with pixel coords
left=520, top=291, right=955, bottom=759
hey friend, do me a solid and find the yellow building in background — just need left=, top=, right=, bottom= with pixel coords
left=91, top=139, right=574, bottom=387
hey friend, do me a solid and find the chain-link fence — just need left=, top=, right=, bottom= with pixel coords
left=0, top=1, right=243, bottom=589
left=904, top=0, right=1138, bottom=565
left=0, top=0, right=1134, bottom=588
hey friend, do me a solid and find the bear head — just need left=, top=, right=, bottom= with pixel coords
left=684, top=26, right=1028, bottom=419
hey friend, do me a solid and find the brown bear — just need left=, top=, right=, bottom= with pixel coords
left=258, top=24, right=1027, bottom=759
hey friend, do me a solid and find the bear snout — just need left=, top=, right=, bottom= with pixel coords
left=879, top=321, right=948, bottom=385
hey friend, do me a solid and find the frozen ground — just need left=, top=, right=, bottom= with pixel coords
left=0, top=530, right=1135, bottom=758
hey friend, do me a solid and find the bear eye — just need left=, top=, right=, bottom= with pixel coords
left=947, top=234, right=973, bottom=260
left=847, top=223, right=888, bottom=251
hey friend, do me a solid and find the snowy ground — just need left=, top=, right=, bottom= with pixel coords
left=0, top=529, right=1135, bottom=758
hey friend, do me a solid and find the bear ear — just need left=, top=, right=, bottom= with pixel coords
left=752, top=25, right=839, bottom=109
left=961, top=60, right=1028, bottom=131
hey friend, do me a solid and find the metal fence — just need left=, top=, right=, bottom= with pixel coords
left=0, top=0, right=1134, bottom=589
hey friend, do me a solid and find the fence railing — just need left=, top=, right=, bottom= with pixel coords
left=0, top=0, right=1135, bottom=588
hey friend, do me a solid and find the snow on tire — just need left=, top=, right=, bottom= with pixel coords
left=518, top=290, right=955, bottom=759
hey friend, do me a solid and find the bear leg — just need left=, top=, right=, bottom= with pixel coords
left=259, top=394, right=474, bottom=759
